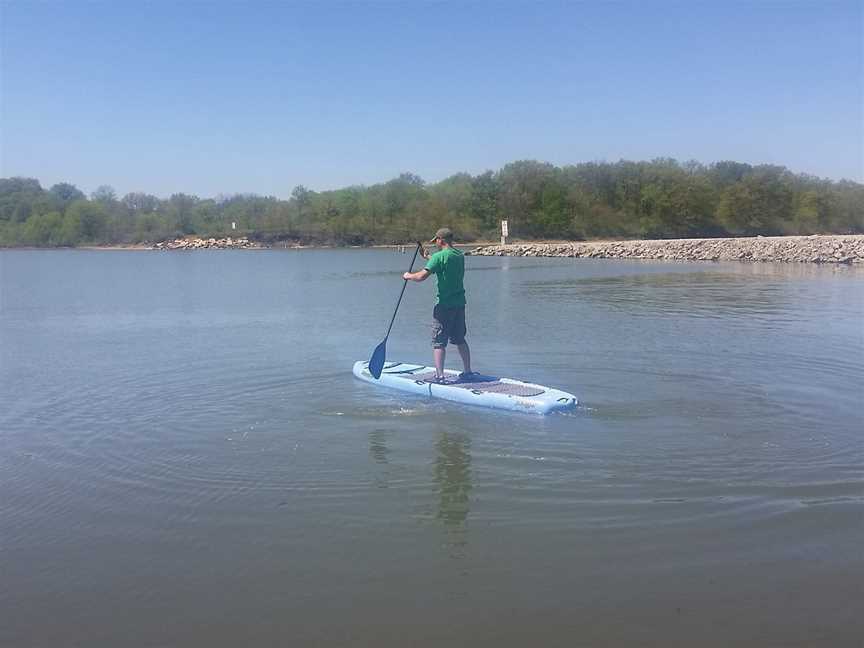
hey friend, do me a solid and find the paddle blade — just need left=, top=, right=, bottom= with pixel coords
left=368, top=339, right=387, bottom=379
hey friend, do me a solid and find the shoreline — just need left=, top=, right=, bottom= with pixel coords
left=4, top=234, right=863, bottom=264
left=468, top=234, right=864, bottom=264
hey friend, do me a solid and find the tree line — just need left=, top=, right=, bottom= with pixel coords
left=1, top=159, right=861, bottom=248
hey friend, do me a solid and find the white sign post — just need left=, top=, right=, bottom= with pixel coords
left=501, top=220, right=509, bottom=246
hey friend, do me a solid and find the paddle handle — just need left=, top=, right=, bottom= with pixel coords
left=383, top=242, right=422, bottom=339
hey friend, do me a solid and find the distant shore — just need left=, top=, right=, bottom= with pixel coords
left=12, top=234, right=864, bottom=264
left=468, top=234, right=864, bottom=264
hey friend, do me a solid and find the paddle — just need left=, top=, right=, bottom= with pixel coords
left=368, top=241, right=423, bottom=379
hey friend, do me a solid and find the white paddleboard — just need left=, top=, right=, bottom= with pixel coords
left=353, top=361, right=578, bottom=415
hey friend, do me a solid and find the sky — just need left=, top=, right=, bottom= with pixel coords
left=1, top=1, right=861, bottom=198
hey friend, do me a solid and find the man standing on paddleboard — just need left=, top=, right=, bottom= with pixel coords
left=403, top=227, right=478, bottom=383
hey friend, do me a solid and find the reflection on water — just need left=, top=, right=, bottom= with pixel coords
left=368, top=428, right=395, bottom=491
left=368, top=427, right=474, bottom=552
left=369, top=429, right=391, bottom=465
left=433, top=432, right=472, bottom=552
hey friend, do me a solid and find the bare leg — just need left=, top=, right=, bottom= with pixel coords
left=456, top=342, right=471, bottom=374
left=434, top=347, right=446, bottom=378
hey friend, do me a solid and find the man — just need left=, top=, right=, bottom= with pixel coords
left=403, top=227, right=478, bottom=383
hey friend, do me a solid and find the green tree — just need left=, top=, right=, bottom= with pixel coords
left=167, top=193, right=199, bottom=235
left=0, top=177, right=44, bottom=222
left=469, top=171, right=499, bottom=232
left=21, top=212, right=63, bottom=246
left=66, top=199, right=108, bottom=242
left=790, top=190, right=820, bottom=234
left=710, top=161, right=753, bottom=187
left=291, top=185, right=313, bottom=224
left=91, top=185, right=117, bottom=203
left=58, top=209, right=84, bottom=245
left=121, top=192, right=159, bottom=213
left=49, top=182, right=86, bottom=204
left=497, top=160, right=557, bottom=237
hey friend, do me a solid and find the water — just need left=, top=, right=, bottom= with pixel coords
left=1, top=249, right=862, bottom=647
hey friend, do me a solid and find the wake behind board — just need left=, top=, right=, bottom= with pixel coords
left=352, top=361, right=577, bottom=415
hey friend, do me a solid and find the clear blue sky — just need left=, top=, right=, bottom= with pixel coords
left=1, top=1, right=861, bottom=198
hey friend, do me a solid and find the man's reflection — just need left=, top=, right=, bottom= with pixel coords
left=433, top=431, right=472, bottom=550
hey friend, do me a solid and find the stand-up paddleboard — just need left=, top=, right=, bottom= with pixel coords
left=352, top=361, right=578, bottom=415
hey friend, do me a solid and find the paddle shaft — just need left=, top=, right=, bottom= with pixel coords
left=383, top=242, right=422, bottom=340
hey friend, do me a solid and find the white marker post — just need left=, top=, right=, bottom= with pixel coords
left=501, top=219, right=509, bottom=246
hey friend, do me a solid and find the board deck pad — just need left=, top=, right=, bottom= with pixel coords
left=407, top=371, right=546, bottom=397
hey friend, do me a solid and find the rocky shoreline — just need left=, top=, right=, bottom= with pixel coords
left=468, top=234, right=864, bottom=264
left=152, top=236, right=261, bottom=250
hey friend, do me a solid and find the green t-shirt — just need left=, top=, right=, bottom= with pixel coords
left=425, top=246, right=466, bottom=307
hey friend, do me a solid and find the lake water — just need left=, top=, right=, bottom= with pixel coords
left=1, top=249, right=862, bottom=647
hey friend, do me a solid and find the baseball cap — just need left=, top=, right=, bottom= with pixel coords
left=429, top=227, right=454, bottom=243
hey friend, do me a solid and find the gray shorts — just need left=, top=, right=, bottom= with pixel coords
left=431, top=305, right=467, bottom=348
